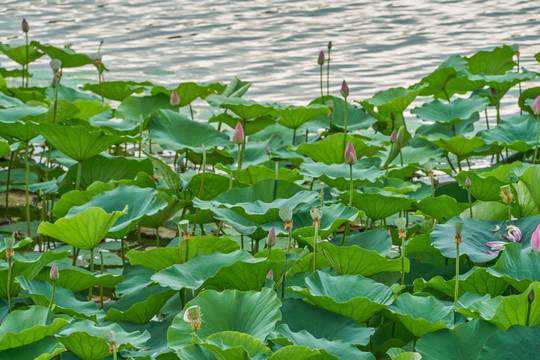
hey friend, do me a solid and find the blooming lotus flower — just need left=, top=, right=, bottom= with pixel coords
left=50, top=263, right=59, bottom=282
left=531, top=224, right=540, bottom=255
left=340, top=80, right=349, bottom=98
left=318, top=50, right=325, bottom=65
left=502, top=225, right=522, bottom=242
left=533, top=95, right=540, bottom=116
left=170, top=89, right=180, bottom=106
left=232, top=122, right=244, bottom=145
left=22, top=18, right=29, bottom=33
left=486, top=240, right=507, bottom=254
left=344, top=141, right=357, bottom=165
left=266, top=227, right=276, bottom=247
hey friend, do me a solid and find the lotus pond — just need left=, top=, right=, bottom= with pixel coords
left=1, top=24, right=540, bottom=360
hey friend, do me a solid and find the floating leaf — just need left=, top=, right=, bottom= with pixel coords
left=478, top=323, right=540, bottom=360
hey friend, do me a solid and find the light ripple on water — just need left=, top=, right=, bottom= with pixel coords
left=0, top=0, right=539, bottom=114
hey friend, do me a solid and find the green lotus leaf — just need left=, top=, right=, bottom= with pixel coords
left=31, top=42, right=92, bottom=68
left=0, top=250, right=69, bottom=298
left=456, top=282, right=540, bottom=330
left=459, top=201, right=508, bottom=221
left=289, top=271, right=395, bottom=323
left=270, top=324, right=375, bottom=360
left=454, top=170, right=507, bottom=202
left=105, top=285, right=176, bottom=324
left=65, top=186, right=168, bottom=239
left=464, top=69, right=537, bottom=95
left=319, top=241, right=407, bottom=277
left=515, top=180, right=540, bottom=218
left=45, top=84, right=100, bottom=103
left=486, top=242, right=540, bottom=292
left=423, top=135, right=485, bottom=157
left=415, top=319, right=498, bottom=360
left=413, top=195, right=468, bottom=222
left=272, top=104, right=330, bottom=130
left=267, top=345, right=323, bottom=359
left=196, top=331, right=273, bottom=359
left=64, top=155, right=153, bottom=190
left=17, top=278, right=105, bottom=322
left=336, top=229, right=392, bottom=256
left=67, top=100, right=109, bottom=121
left=478, top=323, right=540, bottom=360
left=0, top=336, right=66, bottom=360
left=137, top=192, right=186, bottom=229
left=480, top=115, right=538, bottom=152
left=148, top=109, right=231, bottom=153
left=466, top=45, right=516, bottom=75
left=116, top=320, right=175, bottom=360
left=144, top=151, right=182, bottom=198
left=128, top=235, right=239, bottom=271
left=299, top=160, right=382, bottom=191
left=230, top=164, right=304, bottom=185
left=278, top=298, right=375, bottom=346
left=0, top=120, right=41, bottom=142
left=156, top=81, right=225, bottom=106
left=362, top=86, right=419, bottom=117
left=387, top=349, right=422, bottom=360
left=414, top=266, right=508, bottom=298
left=412, top=96, right=489, bottom=126
left=293, top=133, right=380, bottom=165
left=83, top=80, right=150, bottom=101
left=36, top=123, right=130, bottom=162
left=0, top=42, right=43, bottom=66
left=288, top=203, right=359, bottom=240
left=347, top=191, right=414, bottom=220
left=388, top=144, right=444, bottom=166
left=519, top=165, right=540, bottom=214
left=0, top=92, right=24, bottom=108
left=415, top=114, right=477, bottom=138
left=410, top=55, right=468, bottom=99
left=431, top=215, right=540, bottom=263
left=0, top=306, right=69, bottom=351
left=167, top=288, right=281, bottom=351
left=116, top=93, right=176, bottom=123
left=0, top=236, right=32, bottom=260
left=206, top=94, right=276, bottom=119
left=38, top=206, right=126, bottom=250
left=88, top=111, right=139, bottom=134
left=186, top=172, right=247, bottom=200
left=57, top=319, right=150, bottom=360
left=209, top=112, right=276, bottom=136
left=306, top=96, right=375, bottom=133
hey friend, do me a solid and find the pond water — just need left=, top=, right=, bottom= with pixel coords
left=1, top=0, right=539, bottom=108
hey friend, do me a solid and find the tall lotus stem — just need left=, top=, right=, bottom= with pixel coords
left=233, top=122, right=245, bottom=169
left=310, top=208, right=322, bottom=272
left=343, top=142, right=356, bottom=246
left=424, top=162, right=435, bottom=198
left=139, top=114, right=143, bottom=158
left=465, top=177, right=473, bottom=218
left=341, top=80, right=349, bottom=151
left=24, top=141, right=31, bottom=236
left=5, top=151, right=15, bottom=218
left=326, top=41, right=332, bottom=96
left=91, top=40, right=104, bottom=102
left=99, top=249, right=104, bottom=308
left=396, top=217, right=407, bottom=285
left=500, top=185, right=513, bottom=222
left=105, top=331, right=118, bottom=360
left=22, top=19, right=29, bottom=87
left=532, top=96, right=540, bottom=164
left=177, top=220, right=190, bottom=263
left=453, top=221, right=464, bottom=308
left=318, top=50, right=325, bottom=103
left=49, top=263, right=58, bottom=312
left=527, top=289, right=534, bottom=326
left=50, top=59, right=62, bottom=124
left=88, top=247, right=94, bottom=300
left=5, top=237, right=14, bottom=312
left=192, top=144, right=206, bottom=235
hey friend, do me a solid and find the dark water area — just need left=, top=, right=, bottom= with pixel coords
left=1, top=0, right=539, bottom=112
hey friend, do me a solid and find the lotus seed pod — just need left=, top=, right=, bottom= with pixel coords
left=279, top=207, right=292, bottom=222
left=232, top=122, right=244, bottom=145
left=104, top=330, right=116, bottom=343
left=50, top=59, right=62, bottom=72
left=4, top=236, right=14, bottom=250
left=310, top=207, right=322, bottom=220
left=499, top=185, right=513, bottom=205
left=395, top=217, right=406, bottom=230
left=453, top=222, right=464, bottom=235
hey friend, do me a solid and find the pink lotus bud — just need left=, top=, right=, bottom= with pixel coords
left=390, top=130, right=397, bottom=143
left=529, top=289, right=535, bottom=303
left=533, top=95, right=540, bottom=116
left=50, top=263, right=59, bottom=282
left=265, top=146, right=271, bottom=156
left=531, top=224, right=540, bottom=254
left=344, top=141, right=357, bottom=165
left=465, top=177, right=471, bottom=188
left=328, top=41, right=332, bottom=50
left=318, top=50, right=325, bottom=66
left=266, top=227, right=276, bottom=247
left=502, top=225, right=521, bottom=242
left=232, top=122, right=244, bottom=145
left=390, top=113, right=395, bottom=121
left=490, top=88, right=497, bottom=98
left=340, top=80, right=349, bottom=98
left=22, top=18, right=29, bottom=33
left=170, top=89, right=180, bottom=106
left=266, top=270, right=273, bottom=280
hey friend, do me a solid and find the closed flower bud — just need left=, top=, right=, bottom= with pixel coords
left=340, top=80, right=349, bottom=98
left=232, top=122, right=244, bottom=145
left=266, top=270, right=273, bottom=280
left=465, top=177, right=471, bottom=188
left=529, top=289, right=535, bottom=303
left=265, top=145, right=271, bottom=156
left=170, top=89, right=180, bottom=106
left=533, top=95, right=540, bottom=116
left=22, top=18, right=29, bottom=33
left=531, top=224, right=540, bottom=255
left=266, top=227, right=276, bottom=247
left=328, top=41, right=332, bottom=50
left=50, top=59, right=62, bottom=72
left=390, top=130, right=397, bottom=143
left=318, top=50, right=325, bottom=66
left=344, top=141, right=357, bottom=165
left=50, top=263, right=59, bottom=282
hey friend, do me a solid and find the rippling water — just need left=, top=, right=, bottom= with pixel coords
left=1, top=0, right=539, bottom=107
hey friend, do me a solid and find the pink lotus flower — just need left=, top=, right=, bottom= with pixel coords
left=266, top=227, right=276, bottom=247
left=170, top=89, right=180, bottom=106
left=531, top=224, right=540, bottom=255
left=344, top=141, right=357, bottom=165
left=232, top=122, right=244, bottom=145
left=340, top=80, right=349, bottom=98
left=533, top=95, right=540, bottom=116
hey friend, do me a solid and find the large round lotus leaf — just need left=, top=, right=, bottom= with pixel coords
left=229, top=164, right=304, bottom=186
left=478, top=323, right=540, bottom=360
left=206, top=94, right=276, bottom=119
left=116, top=321, right=175, bottom=360
left=270, top=324, right=375, bottom=360
left=65, top=186, right=168, bottom=239
left=385, top=293, right=461, bottom=337
left=36, top=123, right=129, bottom=162
left=267, top=345, right=323, bottom=359
left=38, top=206, right=125, bottom=250
left=288, top=271, right=395, bottom=323
left=57, top=319, right=150, bottom=360
left=300, top=161, right=382, bottom=191
left=347, top=191, right=414, bottom=220
left=0, top=92, right=24, bottom=108
left=16, top=277, right=105, bottom=322
left=362, top=87, right=419, bottom=117
left=480, top=115, right=538, bottom=152
left=430, top=215, right=540, bottom=263
left=309, top=95, right=377, bottom=131
left=127, top=235, right=239, bottom=271
left=293, top=133, right=380, bottom=165
left=0, top=120, right=41, bottom=142
left=195, top=331, right=273, bottom=359
left=486, top=242, right=540, bottom=292
left=413, top=266, right=508, bottom=298
left=466, top=46, right=515, bottom=75
left=0, top=306, right=69, bottom=351
left=209, top=112, right=275, bottom=136
left=0, top=42, right=44, bottom=65
left=336, top=229, right=393, bottom=256
left=459, top=201, right=508, bottom=221
left=272, top=104, right=330, bottom=130
left=412, top=96, right=489, bottom=125
left=167, top=81, right=225, bottom=106
left=454, top=171, right=507, bottom=201
left=278, top=298, right=375, bottom=346
left=147, top=109, right=231, bottom=152
left=519, top=165, right=540, bottom=214
left=423, top=135, right=485, bottom=157
left=116, top=93, right=176, bottom=123
left=34, top=263, right=122, bottom=293
left=415, top=319, right=498, bottom=360
left=31, top=41, right=92, bottom=68
left=83, top=80, right=149, bottom=101
left=461, top=69, right=537, bottom=96
left=457, top=282, right=540, bottom=330
left=167, top=288, right=281, bottom=351
left=413, top=195, right=468, bottom=223
left=0, top=105, right=48, bottom=123
left=415, top=114, right=477, bottom=138
left=410, top=56, right=466, bottom=98
left=0, top=336, right=66, bottom=360
left=319, top=242, right=407, bottom=277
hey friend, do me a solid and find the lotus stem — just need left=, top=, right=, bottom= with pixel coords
left=139, top=114, right=143, bottom=158
left=89, top=247, right=94, bottom=300
left=192, top=144, right=206, bottom=235
left=484, top=109, right=490, bottom=130
left=286, top=229, right=292, bottom=253
left=349, top=164, right=353, bottom=206
left=53, top=80, right=59, bottom=124
left=326, top=47, right=331, bottom=96
left=292, top=128, right=296, bottom=146
left=121, top=237, right=126, bottom=266
left=454, top=242, right=460, bottom=308
left=319, top=63, right=324, bottom=104
left=430, top=175, right=435, bottom=198
left=237, top=142, right=244, bottom=170
left=313, top=220, right=319, bottom=272
left=189, top=103, right=194, bottom=120
left=7, top=256, right=12, bottom=312
left=156, top=227, right=160, bottom=247
left=24, top=141, right=31, bottom=236
left=343, top=97, right=348, bottom=151
left=5, top=151, right=15, bottom=218
left=100, top=250, right=104, bottom=308
left=75, top=161, right=82, bottom=191
left=467, top=188, right=473, bottom=218
left=495, top=98, right=500, bottom=125
left=24, top=31, right=29, bottom=87
left=401, top=236, right=406, bottom=286
left=49, top=282, right=56, bottom=312
left=534, top=115, right=539, bottom=164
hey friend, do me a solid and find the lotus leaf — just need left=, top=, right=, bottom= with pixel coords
left=206, top=94, right=276, bottom=119
left=83, top=80, right=150, bottom=101
left=347, top=190, right=414, bottom=220
left=195, top=331, right=273, bottom=359
left=412, top=96, right=489, bottom=125
left=477, top=323, right=540, bottom=360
